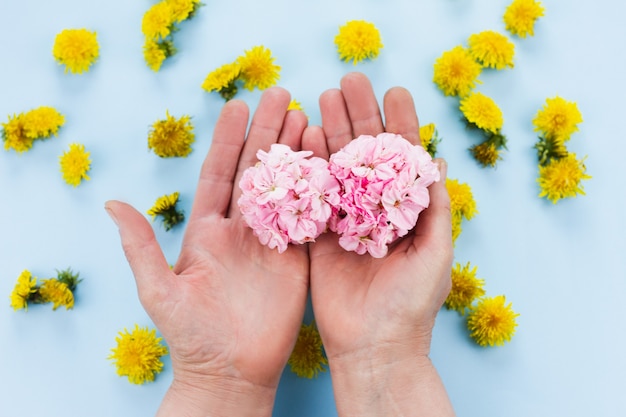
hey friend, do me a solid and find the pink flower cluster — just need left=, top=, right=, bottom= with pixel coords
left=328, top=133, right=440, bottom=258
left=238, top=133, right=440, bottom=258
left=238, top=144, right=340, bottom=253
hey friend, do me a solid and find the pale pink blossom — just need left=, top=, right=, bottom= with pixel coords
left=328, top=133, right=439, bottom=258
left=238, top=144, right=340, bottom=253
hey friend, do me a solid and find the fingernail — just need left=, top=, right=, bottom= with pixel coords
left=104, top=202, right=119, bottom=227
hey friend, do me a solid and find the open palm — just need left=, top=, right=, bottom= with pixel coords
left=302, top=73, right=454, bottom=362
left=106, top=88, right=309, bottom=391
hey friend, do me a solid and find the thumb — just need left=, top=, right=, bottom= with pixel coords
left=105, top=200, right=172, bottom=305
left=412, top=158, right=453, bottom=255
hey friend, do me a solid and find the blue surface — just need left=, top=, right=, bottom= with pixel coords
left=1, top=0, right=625, bottom=416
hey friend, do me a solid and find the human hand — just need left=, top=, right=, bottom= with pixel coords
left=303, top=72, right=455, bottom=416
left=105, top=88, right=309, bottom=417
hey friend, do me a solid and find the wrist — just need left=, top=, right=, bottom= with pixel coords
left=156, top=375, right=277, bottom=417
left=328, top=348, right=455, bottom=417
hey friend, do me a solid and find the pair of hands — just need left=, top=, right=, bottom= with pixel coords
left=105, top=72, right=454, bottom=416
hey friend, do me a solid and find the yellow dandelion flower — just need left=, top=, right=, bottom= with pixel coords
left=419, top=123, right=440, bottom=157
left=52, top=29, right=99, bottom=74
left=468, top=30, right=515, bottom=70
left=143, top=39, right=176, bottom=72
left=147, top=111, right=195, bottom=157
left=237, top=46, right=281, bottom=91
left=288, top=322, right=328, bottom=379
left=446, top=178, right=477, bottom=243
left=288, top=99, right=304, bottom=112
left=467, top=295, right=519, bottom=347
left=142, top=2, right=175, bottom=40
left=21, top=106, right=65, bottom=139
left=451, top=212, right=463, bottom=243
left=59, top=143, right=91, bottom=187
left=2, top=114, right=33, bottom=153
left=433, top=46, right=482, bottom=97
left=38, top=279, right=74, bottom=310
left=334, top=20, right=383, bottom=64
left=445, top=262, right=486, bottom=314
left=538, top=153, right=591, bottom=204
left=147, top=192, right=185, bottom=231
left=419, top=123, right=435, bottom=150
left=109, top=325, right=168, bottom=385
left=446, top=178, right=477, bottom=221
left=532, top=96, right=583, bottom=142
left=460, top=92, right=503, bottom=134
left=9, top=270, right=38, bottom=311
left=165, top=0, right=202, bottom=23
left=504, top=0, right=545, bottom=38
left=470, top=141, right=501, bottom=168
left=201, top=62, right=241, bottom=100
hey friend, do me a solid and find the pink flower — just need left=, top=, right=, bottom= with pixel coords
left=328, top=133, right=439, bottom=258
left=238, top=144, right=340, bottom=253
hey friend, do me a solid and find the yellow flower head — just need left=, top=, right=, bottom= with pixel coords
left=38, top=279, right=74, bottom=310
left=451, top=212, right=463, bottom=243
left=143, top=39, right=173, bottom=72
left=53, top=29, right=100, bottom=74
left=237, top=45, right=281, bottom=91
left=109, top=325, right=169, bottom=385
left=446, top=178, right=477, bottom=221
left=467, top=295, right=519, bottom=347
left=288, top=99, right=303, bottom=112
left=537, top=153, right=591, bottom=204
left=433, top=46, right=482, bottom=97
left=148, top=111, right=195, bottom=157
left=165, top=0, right=202, bottom=23
left=533, top=96, right=583, bottom=142
left=288, top=322, right=328, bottom=379
left=10, top=270, right=38, bottom=311
left=201, top=62, right=241, bottom=100
left=59, top=143, right=91, bottom=187
left=468, top=30, right=515, bottom=70
left=334, top=20, right=383, bottom=64
left=419, top=123, right=440, bottom=157
left=2, top=114, right=33, bottom=153
left=472, top=141, right=502, bottom=168
left=460, top=92, right=504, bottom=134
left=147, top=191, right=185, bottom=231
left=142, top=2, right=175, bottom=40
left=445, top=262, right=486, bottom=314
left=446, top=178, right=477, bottom=243
left=21, top=106, right=65, bottom=139
left=504, top=0, right=545, bottom=38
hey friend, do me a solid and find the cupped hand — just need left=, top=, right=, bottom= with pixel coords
left=106, top=88, right=309, bottom=414
left=303, top=72, right=454, bottom=363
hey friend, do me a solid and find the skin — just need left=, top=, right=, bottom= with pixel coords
left=106, top=88, right=309, bottom=416
left=304, top=72, right=456, bottom=417
left=106, top=72, right=455, bottom=416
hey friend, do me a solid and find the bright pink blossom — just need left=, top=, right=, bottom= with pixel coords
left=327, top=133, right=440, bottom=258
left=238, top=144, right=340, bottom=253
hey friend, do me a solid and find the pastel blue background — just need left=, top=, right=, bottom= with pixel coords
left=1, top=0, right=624, bottom=416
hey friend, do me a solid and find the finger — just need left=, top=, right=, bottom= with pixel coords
left=105, top=200, right=173, bottom=306
left=319, top=88, right=352, bottom=155
left=229, top=87, right=291, bottom=217
left=383, top=87, right=420, bottom=145
left=277, top=109, right=308, bottom=151
left=189, top=99, right=249, bottom=220
left=340, top=72, right=384, bottom=138
left=411, top=159, right=453, bottom=256
left=238, top=87, right=291, bottom=168
left=302, top=125, right=330, bottom=159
